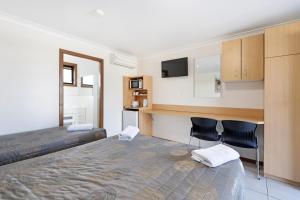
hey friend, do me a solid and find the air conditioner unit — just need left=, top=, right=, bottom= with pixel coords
left=110, top=52, right=137, bottom=69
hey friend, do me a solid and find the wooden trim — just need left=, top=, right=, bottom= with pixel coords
left=60, top=49, right=104, bottom=62
left=59, top=49, right=104, bottom=128
left=59, top=49, right=64, bottom=127
left=63, top=62, right=77, bottom=87
left=264, top=173, right=300, bottom=187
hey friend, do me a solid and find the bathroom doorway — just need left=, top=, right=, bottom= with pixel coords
left=59, top=49, right=104, bottom=128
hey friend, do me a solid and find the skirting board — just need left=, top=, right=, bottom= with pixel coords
left=264, top=173, right=300, bottom=187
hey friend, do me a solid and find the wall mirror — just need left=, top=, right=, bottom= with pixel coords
left=59, top=49, right=103, bottom=128
left=193, top=55, right=222, bottom=98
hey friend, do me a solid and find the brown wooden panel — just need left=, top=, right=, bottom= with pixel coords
left=123, top=76, right=132, bottom=108
left=242, top=34, right=264, bottom=81
left=265, top=21, right=300, bottom=58
left=264, top=55, right=300, bottom=183
left=138, top=111, right=152, bottom=136
left=142, top=75, right=152, bottom=109
left=221, top=39, right=242, bottom=81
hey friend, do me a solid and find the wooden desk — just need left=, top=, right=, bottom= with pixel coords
left=139, top=104, right=264, bottom=136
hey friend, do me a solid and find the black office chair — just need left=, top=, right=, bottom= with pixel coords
left=221, top=120, right=260, bottom=179
left=189, top=117, right=221, bottom=148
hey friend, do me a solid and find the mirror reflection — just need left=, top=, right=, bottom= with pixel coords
left=194, top=55, right=222, bottom=98
left=63, top=55, right=100, bottom=127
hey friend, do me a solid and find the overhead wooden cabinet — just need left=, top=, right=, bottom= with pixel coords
left=221, top=34, right=264, bottom=82
left=264, top=55, right=300, bottom=183
left=221, top=39, right=242, bottom=81
left=265, top=21, right=300, bottom=58
left=242, top=34, right=264, bottom=81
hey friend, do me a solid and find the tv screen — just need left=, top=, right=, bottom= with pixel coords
left=161, top=57, right=188, bottom=78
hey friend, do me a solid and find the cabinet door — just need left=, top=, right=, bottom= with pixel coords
left=221, top=39, right=241, bottom=81
left=265, top=21, right=300, bottom=58
left=242, top=34, right=264, bottom=81
left=264, top=55, right=300, bottom=182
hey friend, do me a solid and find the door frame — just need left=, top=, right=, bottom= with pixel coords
left=59, top=49, right=104, bottom=127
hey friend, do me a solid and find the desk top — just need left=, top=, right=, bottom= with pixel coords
left=140, top=104, right=264, bottom=125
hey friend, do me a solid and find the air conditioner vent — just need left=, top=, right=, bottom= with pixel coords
left=110, top=52, right=137, bottom=69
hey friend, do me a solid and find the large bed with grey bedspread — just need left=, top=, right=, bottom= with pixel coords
left=0, top=127, right=107, bottom=166
left=0, top=135, right=244, bottom=200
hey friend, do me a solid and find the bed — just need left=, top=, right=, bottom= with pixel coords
left=0, top=135, right=244, bottom=199
left=0, top=127, right=107, bottom=166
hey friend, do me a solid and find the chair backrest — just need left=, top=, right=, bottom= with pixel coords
left=221, top=120, right=257, bottom=148
left=191, top=117, right=218, bottom=130
left=190, top=117, right=219, bottom=141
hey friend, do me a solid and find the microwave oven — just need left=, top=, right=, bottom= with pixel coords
left=130, top=79, right=143, bottom=89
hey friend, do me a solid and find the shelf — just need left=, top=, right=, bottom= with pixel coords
left=124, top=107, right=139, bottom=111
left=129, top=88, right=146, bottom=91
left=124, top=106, right=150, bottom=111
left=133, top=94, right=147, bottom=97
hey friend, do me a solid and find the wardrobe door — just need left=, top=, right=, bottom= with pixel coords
left=264, top=54, right=300, bottom=182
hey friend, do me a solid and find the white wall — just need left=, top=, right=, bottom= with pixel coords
left=139, top=42, right=264, bottom=160
left=0, top=15, right=136, bottom=136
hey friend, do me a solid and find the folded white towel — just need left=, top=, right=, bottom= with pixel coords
left=191, top=144, right=240, bottom=167
left=119, top=126, right=139, bottom=141
left=67, top=124, right=93, bottom=131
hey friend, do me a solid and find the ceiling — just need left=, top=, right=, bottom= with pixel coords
left=0, top=0, right=300, bottom=57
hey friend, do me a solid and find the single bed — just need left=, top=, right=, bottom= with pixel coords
left=0, top=127, right=107, bottom=166
left=0, top=135, right=244, bottom=200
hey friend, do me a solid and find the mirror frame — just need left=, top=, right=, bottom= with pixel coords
left=59, top=49, right=104, bottom=128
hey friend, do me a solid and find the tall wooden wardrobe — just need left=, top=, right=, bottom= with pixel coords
left=264, top=21, right=300, bottom=183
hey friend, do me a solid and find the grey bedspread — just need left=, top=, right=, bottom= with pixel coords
left=0, top=135, right=244, bottom=200
left=0, top=127, right=106, bottom=166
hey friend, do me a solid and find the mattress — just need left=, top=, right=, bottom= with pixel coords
left=0, top=135, right=244, bottom=200
left=0, top=127, right=106, bottom=166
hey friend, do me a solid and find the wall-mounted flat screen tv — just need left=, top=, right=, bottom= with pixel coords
left=161, top=57, right=188, bottom=78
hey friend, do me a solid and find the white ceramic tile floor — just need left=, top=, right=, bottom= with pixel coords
left=243, top=162, right=300, bottom=200
left=244, top=189, right=268, bottom=200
